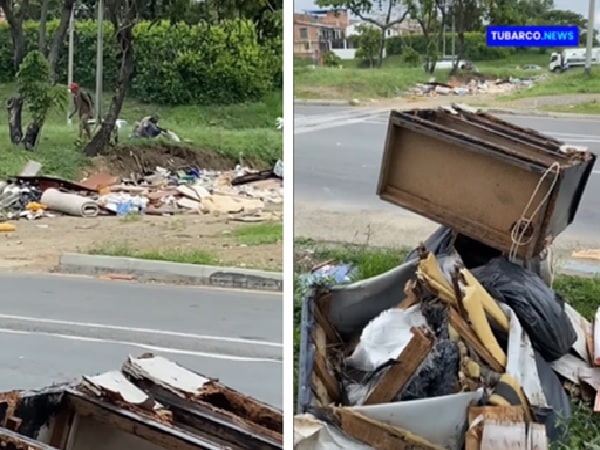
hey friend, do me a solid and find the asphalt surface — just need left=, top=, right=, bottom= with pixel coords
left=294, top=106, right=600, bottom=238
left=0, top=273, right=282, bottom=408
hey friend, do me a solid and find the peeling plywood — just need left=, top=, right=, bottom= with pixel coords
left=0, top=354, right=283, bottom=450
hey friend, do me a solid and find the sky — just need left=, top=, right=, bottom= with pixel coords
left=294, top=0, right=599, bottom=25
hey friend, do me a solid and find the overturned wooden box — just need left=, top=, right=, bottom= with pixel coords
left=0, top=354, right=282, bottom=450
left=376, top=107, right=596, bottom=260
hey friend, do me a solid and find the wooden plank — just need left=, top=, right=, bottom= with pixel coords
left=465, top=406, right=525, bottom=450
left=594, top=308, right=600, bottom=367
left=313, top=351, right=340, bottom=401
left=448, top=308, right=504, bottom=373
left=313, top=300, right=341, bottom=345
left=564, top=303, right=591, bottom=362
left=587, top=327, right=595, bottom=367
left=364, top=327, right=434, bottom=405
left=527, top=423, right=548, bottom=450
left=336, top=408, right=444, bottom=450
left=481, top=420, right=527, bottom=450
left=311, top=373, right=330, bottom=407
left=312, top=323, right=328, bottom=357
left=468, top=406, right=525, bottom=424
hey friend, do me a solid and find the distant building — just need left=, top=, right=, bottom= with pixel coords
left=293, top=9, right=350, bottom=61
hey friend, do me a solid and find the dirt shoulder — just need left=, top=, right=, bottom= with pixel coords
left=0, top=209, right=283, bottom=273
left=294, top=202, right=600, bottom=260
left=309, top=92, right=600, bottom=113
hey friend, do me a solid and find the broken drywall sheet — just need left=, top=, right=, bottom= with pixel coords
left=346, top=305, right=428, bottom=372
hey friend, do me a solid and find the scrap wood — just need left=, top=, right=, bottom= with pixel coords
left=417, top=253, right=507, bottom=369
left=334, top=407, right=445, bottom=450
left=594, top=307, right=600, bottom=367
left=448, top=308, right=503, bottom=372
left=564, top=303, right=592, bottom=363
left=488, top=374, right=532, bottom=423
left=418, top=253, right=509, bottom=330
left=572, top=249, right=600, bottom=261
left=465, top=406, right=525, bottom=450
left=480, top=419, right=548, bottom=450
left=578, top=367, right=600, bottom=412
left=505, top=307, right=547, bottom=409
left=364, top=327, right=434, bottom=405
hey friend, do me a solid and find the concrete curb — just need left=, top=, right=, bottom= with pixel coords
left=295, top=98, right=600, bottom=119
left=294, top=98, right=355, bottom=107
left=56, top=253, right=283, bottom=292
left=480, top=107, right=600, bottom=119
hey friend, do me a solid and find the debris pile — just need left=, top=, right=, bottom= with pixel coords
left=0, top=160, right=283, bottom=226
left=296, top=106, right=597, bottom=449
left=0, top=353, right=282, bottom=450
left=406, top=74, right=546, bottom=98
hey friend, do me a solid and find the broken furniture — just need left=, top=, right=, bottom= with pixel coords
left=376, top=106, right=596, bottom=260
left=0, top=354, right=282, bottom=450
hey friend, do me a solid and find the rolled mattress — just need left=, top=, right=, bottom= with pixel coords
left=41, top=188, right=99, bottom=217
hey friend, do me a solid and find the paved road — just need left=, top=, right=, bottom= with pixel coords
left=295, top=106, right=600, bottom=238
left=0, top=273, right=282, bottom=408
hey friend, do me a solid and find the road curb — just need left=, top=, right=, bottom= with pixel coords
left=294, top=98, right=355, bottom=107
left=56, top=253, right=283, bottom=292
left=480, top=107, right=600, bottom=119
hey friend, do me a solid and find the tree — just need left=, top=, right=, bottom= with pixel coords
left=406, top=0, right=438, bottom=72
left=355, top=24, right=381, bottom=67
left=538, top=9, right=596, bottom=45
left=83, top=0, right=144, bottom=157
left=1, top=0, right=74, bottom=148
left=316, top=0, right=409, bottom=67
left=15, top=51, right=66, bottom=150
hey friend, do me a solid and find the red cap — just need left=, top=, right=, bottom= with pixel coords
left=69, top=82, right=79, bottom=92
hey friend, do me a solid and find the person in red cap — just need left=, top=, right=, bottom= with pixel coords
left=68, top=82, right=94, bottom=140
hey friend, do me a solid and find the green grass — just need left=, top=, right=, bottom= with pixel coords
left=500, top=69, right=600, bottom=101
left=0, top=83, right=282, bottom=180
left=88, top=244, right=218, bottom=265
left=293, top=52, right=549, bottom=100
left=541, top=100, right=600, bottom=114
left=233, top=222, right=282, bottom=246
left=293, top=243, right=600, bottom=443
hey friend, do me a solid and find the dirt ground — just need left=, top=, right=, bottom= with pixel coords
left=294, top=202, right=600, bottom=263
left=0, top=143, right=284, bottom=273
left=0, top=211, right=282, bottom=273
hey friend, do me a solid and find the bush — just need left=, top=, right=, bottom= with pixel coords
left=386, top=32, right=543, bottom=60
left=0, top=19, right=280, bottom=106
left=324, top=51, right=342, bottom=67
left=402, top=47, right=420, bottom=67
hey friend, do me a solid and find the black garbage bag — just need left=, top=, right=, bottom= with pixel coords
left=471, top=256, right=576, bottom=362
left=405, top=225, right=502, bottom=269
left=533, top=351, right=572, bottom=442
left=405, top=226, right=454, bottom=261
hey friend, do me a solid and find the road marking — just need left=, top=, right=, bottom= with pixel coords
left=0, top=328, right=281, bottom=363
left=0, top=314, right=282, bottom=348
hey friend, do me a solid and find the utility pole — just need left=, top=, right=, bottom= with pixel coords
left=95, top=0, right=104, bottom=122
left=67, top=6, right=75, bottom=125
left=442, top=0, right=446, bottom=57
left=451, top=0, right=455, bottom=59
left=585, top=0, right=596, bottom=76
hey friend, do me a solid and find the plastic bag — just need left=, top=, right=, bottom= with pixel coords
left=471, top=256, right=576, bottom=361
left=533, top=351, right=571, bottom=442
left=406, top=225, right=502, bottom=269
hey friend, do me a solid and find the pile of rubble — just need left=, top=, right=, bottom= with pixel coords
left=0, top=159, right=283, bottom=228
left=295, top=105, right=598, bottom=449
left=406, top=74, right=547, bottom=97
left=0, top=353, right=283, bottom=450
